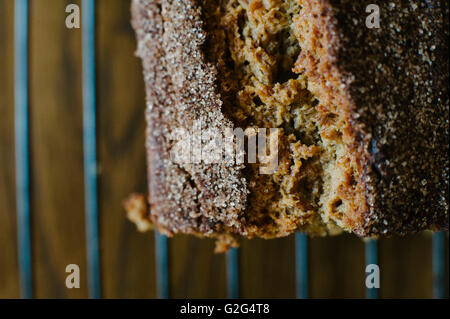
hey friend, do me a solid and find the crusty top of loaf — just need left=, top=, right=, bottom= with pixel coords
left=309, top=0, right=449, bottom=234
left=132, top=0, right=248, bottom=239
left=345, top=1, right=448, bottom=234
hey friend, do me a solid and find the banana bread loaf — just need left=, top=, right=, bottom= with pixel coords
left=127, top=0, right=449, bottom=251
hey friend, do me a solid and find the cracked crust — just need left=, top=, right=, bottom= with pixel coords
left=314, top=0, right=449, bottom=235
left=128, top=0, right=449, bottom=249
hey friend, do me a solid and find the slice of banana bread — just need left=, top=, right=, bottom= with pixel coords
left=128, top=0, right=448, bottom=251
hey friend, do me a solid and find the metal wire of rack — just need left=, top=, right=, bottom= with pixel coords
left=13, top=0, right=447, bottom=299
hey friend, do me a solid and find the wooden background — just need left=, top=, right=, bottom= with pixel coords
left=0, top=0, right=448, bottom=299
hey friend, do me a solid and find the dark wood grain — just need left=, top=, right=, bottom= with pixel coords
left=96, top=0, right=156, bottom=298
left=0, top=0, right=20, bottom=299
left=29, top=0, right=88, bottom=298
left=309, top=234, right=365, bottom=298
left=379, top=233, right=434, bottom=298
left=169, top=236, right=227, bottom=298
left=240, top=237, right=296, bottom=298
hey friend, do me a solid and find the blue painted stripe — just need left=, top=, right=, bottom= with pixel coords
left=432, top=231, right=447, bottom=299
left=295, top=233, right=308, bottom=299
left=226, top=247, right=239, bottom=299
left=82, top=0, right=101, bottom=299
left=365, top=238, right=378, bottom=299
left=14, top=0, right=32, bottom=300
left=155, top=232, right=169, bottom=299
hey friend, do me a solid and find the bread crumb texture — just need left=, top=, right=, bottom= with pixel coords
left=201, top=0, right=366, bottom=239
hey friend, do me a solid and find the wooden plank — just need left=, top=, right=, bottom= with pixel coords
left=309, top=234, right=365, bottom=298
left=240, top=237, right=296, bottom=298
left=29, top=0, right=88, bottom=298
left=96, top=0, right=156, bottom=298
left=0, top=0, right=20, bottom=299
left=169, top=236, right=227, bottom=298
left=379, top=233, right=434, bottom=298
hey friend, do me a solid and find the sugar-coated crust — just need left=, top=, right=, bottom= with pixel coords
left=131, top=0, right=248, bottom=246
left=130, top=0, right=448, bottom=243
left=316, top=0, right=449, bottom=235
